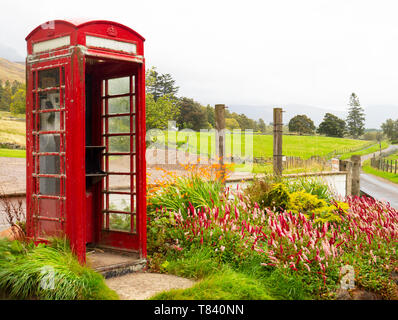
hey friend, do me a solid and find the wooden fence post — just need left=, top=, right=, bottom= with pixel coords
left=215, top=104, right=226, bottom=182
left=273, top=108, right=283, bottom=177
left=351, top=155, right=361, bottom=196
left=339, top=159, right=352, bottom=196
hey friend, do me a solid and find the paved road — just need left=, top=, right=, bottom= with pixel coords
left=360, top=144, right=398, bottom=209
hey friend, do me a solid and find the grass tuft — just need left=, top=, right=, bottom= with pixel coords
left=0, top=238, right=119, bottom=300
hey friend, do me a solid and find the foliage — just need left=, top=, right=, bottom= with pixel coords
left=258, top=118, right=267, bottom=133
left=147, top=171, right=398, bottom=300
left=285, top=176, right=332, bottom=201
left=147, top=166, right=225, bottom=217
left=0, top=80, right=24, bottom=112
left=288, top=114, right=315, bottom=135
left=146, top=93, right=180, bottom=130
left=150, top=266, right=274, bottom=300
left=346, top=93, right=365, bottom=139
left=146, top=66, right=179, bottom=101
left=0, top=238, right=119, bottom=300
left=289, top=191, right=327, bottom=213
left=317, top=113, right=346, bottom=138
left=381, top=118, right=398, bottom=141
left=176, top=97, right=210, bottom=131
left=10, top=88, right=26, bottom=115
left=225, top=118, right=240, bottom=130
left=261, top=183, right=291, bottom=212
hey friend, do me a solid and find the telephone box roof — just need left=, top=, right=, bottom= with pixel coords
left=25, top=19, right=145, bottom=41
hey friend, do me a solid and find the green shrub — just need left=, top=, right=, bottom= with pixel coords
left=289, top=190, right=327, bottom=213
left=261, top=183, right=291, bottom=211
left=285, top=177, right=332, bottom=201
left=148, top=174, right=223, bottom=217
left=244, top=175, right=274, bottom=207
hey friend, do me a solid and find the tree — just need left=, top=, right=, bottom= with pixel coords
left=258, top=118, right=267, bottom=133
left=145, top=93, right=180, bottom=130
left=381, top=119, right=398, bottom=140
left=288, top=114, right=315, bottom=135
left=176, top=97, right=208, bottom=131
left=205, top=105, right=215, bottom=128
left=0, top=80, right=12, bottom=111
left=146, top=66, right=179, bottom=101
left=346, top=93, right=365, bottom=138
left=10, top=88, right=26, bottom=115
left=225, top=118, right=240, bottom=130
left=317, top=113, right=346, bottom=137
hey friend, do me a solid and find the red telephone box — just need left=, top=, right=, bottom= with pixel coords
left=25, top=20, right=147, bottom=263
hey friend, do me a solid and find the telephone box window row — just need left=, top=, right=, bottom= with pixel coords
left=102, top=77, right=135, bottom=97
left=103, top=96, right=135, bottom=114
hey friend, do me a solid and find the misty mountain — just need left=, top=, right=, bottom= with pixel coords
left=0, top=44, right=24, bottom=63
left=228, top=104, right=398, bottom=130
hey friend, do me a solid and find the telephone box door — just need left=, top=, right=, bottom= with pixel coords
left=99, top=74, right=140, bottom=250
left=26, top=61, right=70, bottom=240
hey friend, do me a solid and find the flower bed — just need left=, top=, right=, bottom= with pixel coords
left=147, top=170, right=398, bottom=299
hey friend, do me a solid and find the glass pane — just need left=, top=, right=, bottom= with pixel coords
left=108, top=174, right=130, bottom=192
left=39, top=199, right=61, bottom=218
left=39, top=90, right=60, bottom=110
left=40, top=177, right=60, bottom=195
left=39, top=134, right=60, bottom=152
left=109, top=136, right=130, bottom=152
left=109, top=116, right=130, bottom=134
left=109, top=213, right=131, bottom=232
left=131, top=76, right=135, bottom=94
left=40, top=156, right=60, bottom=174
left=108, top=97, right=129, bottom=114
left=108, top=155, right=130, bottom=173
left=109, top=194, right=131, bottom=211
left=108, top=77, right=129, bottom=96
left=131, top=96, right=135, bottom=113
left=38, top=68, right=60, bottom=89
left=40, top=112, right=61, bottom=131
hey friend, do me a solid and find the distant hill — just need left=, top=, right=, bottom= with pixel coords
left=0, top=44, right=24, bottom=63
left=0, top=57, right=25, bottom=83
left=228, top=103, right=398, bottom=130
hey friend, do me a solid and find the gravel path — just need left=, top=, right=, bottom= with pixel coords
left=105, top=272, right=195, bottom=300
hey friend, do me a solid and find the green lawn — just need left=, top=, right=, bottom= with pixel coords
left=0, top=148, right=26, bottom=158
left=156, top=131, right=372, bottom=159
left=385, top=152, right=398, bottom=161
left=339, top=141, right=390, bottom=160
left=362, top=159, right=398, bottom=184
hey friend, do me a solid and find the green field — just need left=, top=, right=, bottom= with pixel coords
left=362, top=159, right=398, bottom=184
left=0, top=120, right=374, bottom=161
left=385, top=151, right=398, bottom=161
left=0, top=148, right=26, bottom=158
left=339, top=141, right=390, bottom=160
left=153, top=131, right=372, bottom=159
left=0, top=111, right=26, bottom=147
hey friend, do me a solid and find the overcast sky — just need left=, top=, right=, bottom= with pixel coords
left=1, top=0, right=398, bottom=115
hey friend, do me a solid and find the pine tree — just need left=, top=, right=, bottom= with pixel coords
left=146, top=67, right=179, bottom=101
left=346, top=93, right=365, bottom=138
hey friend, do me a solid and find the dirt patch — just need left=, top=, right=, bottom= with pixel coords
left=105, top=272, right=195, bottom=300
